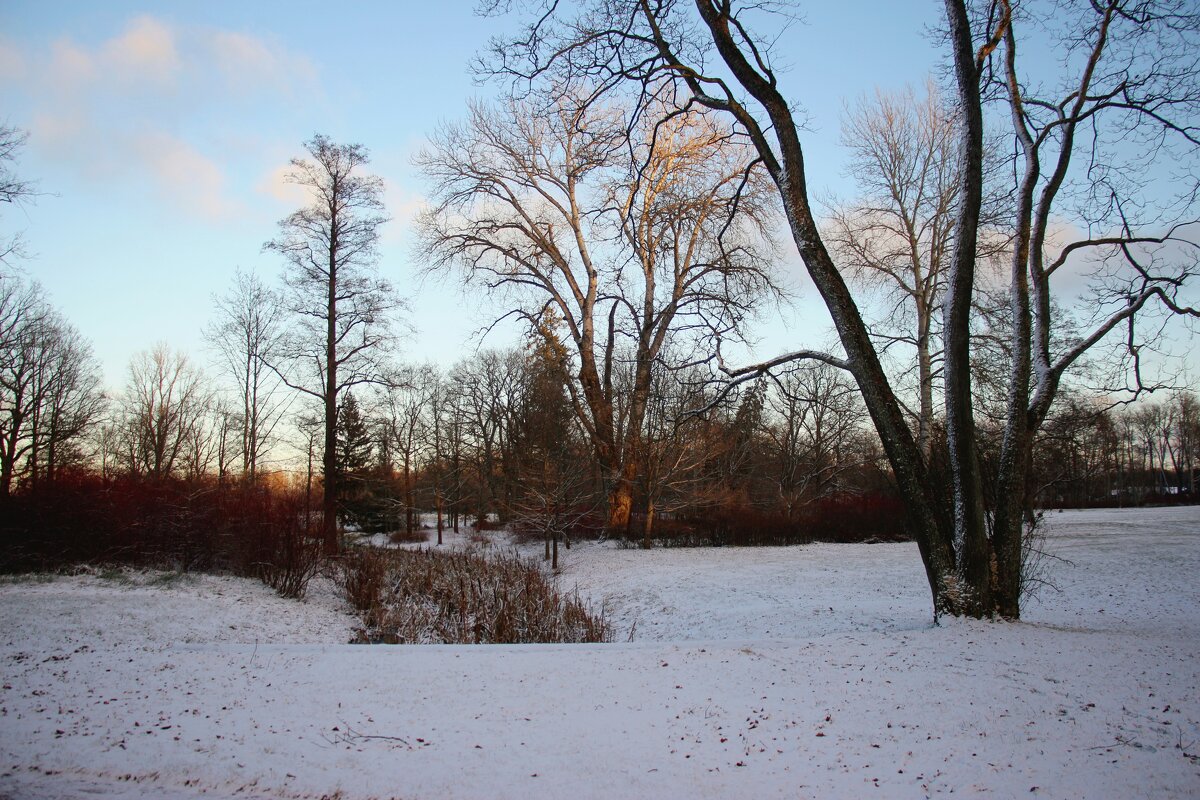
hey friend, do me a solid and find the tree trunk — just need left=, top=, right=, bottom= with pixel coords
left=304, top=433, right=314, bottom=524
left=937, top=0, right=996, bottom=616
left=642, top=499, right=655, bottom=550
left=322, top=234, right=340, bottom=557
left=404, top=458, right=414, bottom=537
left=916, top=313, right=935, bottom=456
left=607, top=470, right=634, bottom=532
left=436, top=493, right=444, bottom=545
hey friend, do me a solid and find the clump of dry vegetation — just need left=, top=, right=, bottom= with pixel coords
left=387, top=528, right=428, bottom=545
left=337, top=546, right=609, bottom=644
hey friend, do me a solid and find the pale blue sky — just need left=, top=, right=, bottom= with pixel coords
left=1, top=1, right=945, bottom=388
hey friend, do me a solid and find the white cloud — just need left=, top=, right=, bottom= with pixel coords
left=382, top=180, right=428, bottom=244
left=135, top=131, right=236, bottom=220
left=29, top=109, right=96, bottom=168
left=207, top=30, right=317, bottom=95
left=0, top=38, right=26, bottom=83
left=45, top=38, right=96, bottom=93
left=103, top=16, right=180, bottom=85
left=8, top=15, right=324, bottom=223
left=257, top=162, right=315, bottom=207
left=387, top=182, right=428, bottom=223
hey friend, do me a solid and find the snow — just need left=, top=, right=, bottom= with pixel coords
left=2, top=506, right=1198, bottom=798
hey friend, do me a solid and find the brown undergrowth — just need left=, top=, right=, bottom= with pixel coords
left=338, top=546, right=610, bottom=644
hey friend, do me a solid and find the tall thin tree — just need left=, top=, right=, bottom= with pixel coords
left=205, top=268, right=290, bottom=481
left=266, top=135, right=399, bottom=555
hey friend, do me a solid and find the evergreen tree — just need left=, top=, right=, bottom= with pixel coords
left=334, top=391, right=376, bottom=528
left=335, top=391, right=374, bottom=477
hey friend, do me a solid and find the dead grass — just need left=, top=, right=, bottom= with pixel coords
left=388, top=529, right=428, bottom=545
left=338, top=546, right=610, bottom=644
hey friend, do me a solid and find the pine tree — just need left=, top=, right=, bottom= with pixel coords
left=334, top=391, right=376, bottom=529
left=335, top=391, right=374, bottom=477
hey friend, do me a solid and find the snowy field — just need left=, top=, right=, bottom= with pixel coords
left=1, top=506, right=1198, bottom=799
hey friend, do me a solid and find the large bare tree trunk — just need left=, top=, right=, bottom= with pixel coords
left=606, top=474, right=634, bottom=532
left=940, top=0, right=993, bottom=615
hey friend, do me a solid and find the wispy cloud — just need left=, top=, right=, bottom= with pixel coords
left=256, top=162, right=316, bottom=208
left=5, top=15, right=323, bottom=222
left=0, top=38, right=26, bottom=83
left=381, top=180, right=428, bottom=245
left=208, top=30, right=317, bottom=96
left=135, top=131, right=233, bottom=220
left=45, top=38, right=96, bottom=93
left=104, top=16, right=180, bottom=85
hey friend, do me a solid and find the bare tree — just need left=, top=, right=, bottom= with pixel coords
left=823, top=84, right=971, bottom=455
left=0, top=278, right=49, bottom=494
left=378, top=372, right=429, bottom=539
left=1174, top=390, right=1198, bottom=495
left=0, top=278, right=104, bottom=494
left=418, top=94, right=778, bottom=532
left=208, top=398, right=240, bottom=483
left=510, top=444, right=598, bottom=570
left=294, top=409, right=324, bottom=523
left=763, top=361, right=864, bottom=515
left=421, top=370, right=456, bottom=545
left=487, top=0, right=1200, bottom=618
left=266, top=134, right=400, bottom=555
left=204, top=268, right=290, bottom=481
left=433, top=372, right=471, bottom=534
left=0, top=125, right=36, bottom=268
left=449, top=349, right=529, bottom=520
left=26, top=317, right=106, bottom=485
left=637, top=360, right=720, bottom=545
left=118, top=344, right=211, bottom=480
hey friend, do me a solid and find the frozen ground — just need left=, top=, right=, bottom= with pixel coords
left=1, top=506, right=1198, bottom=798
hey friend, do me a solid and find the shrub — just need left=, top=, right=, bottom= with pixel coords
left=0, top=475, right=324, bottom=598
left=339, top=547, right=389, bottom=621
left=338, top=546, right=609, bottom=644
left=472, top=515, right=502, bottom=531
left=388, top=528, right=428, bottom=545
left=508, top=506, right=606, bottom=545
left=640, top=492, right=909, bottom=547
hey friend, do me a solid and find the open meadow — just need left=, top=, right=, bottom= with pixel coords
left=1, top=505, right=1198, bottom=799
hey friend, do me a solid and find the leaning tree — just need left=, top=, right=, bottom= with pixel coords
left=486, top=0, right=1200, bottom=618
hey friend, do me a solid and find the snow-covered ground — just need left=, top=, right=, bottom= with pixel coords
left=2, top=506, right=1198, bottom=798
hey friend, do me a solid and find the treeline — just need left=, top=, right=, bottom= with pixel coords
left=0, top=264, right=905, bottom=560
left=0, top=275, right=317, bottom=584
left=318, top=342, right=905, bottom=553
left=0, top=278, right=104, bottom=494
left=3, top=264, right=1198, bottom=578
left=0, top=275, right=288, bottom=491
left=3, top=103, right=1197, bottom=589
left=1032, top=393, right=1198, bottom=508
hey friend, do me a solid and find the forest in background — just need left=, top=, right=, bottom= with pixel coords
left=2, top=0, right=1199, bottom=623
